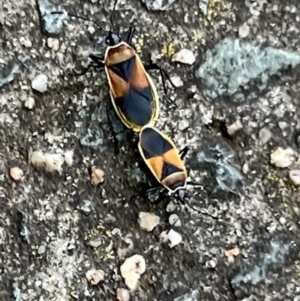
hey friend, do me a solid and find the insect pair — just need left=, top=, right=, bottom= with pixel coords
left=52, top=4, right=219, bottom=220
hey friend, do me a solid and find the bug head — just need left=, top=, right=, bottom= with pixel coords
left=105, top=31, right=122, bottom=46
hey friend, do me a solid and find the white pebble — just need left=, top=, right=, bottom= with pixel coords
left=270, top=147, right=295, bottom=168
left=85, top=269, right=105, bottom=285
left=279, top=216, right=286, bottom=224
left=178, top=119, right=189, bottom=131
left=227, top=120, right=243, bottom=136
left=120, top=255, right=146, bottom=290
left=238, top=23, right=250, bottom=38
left=259, top=127, right=272, bottom=144
left=242, top=162, right=249, bottom=174
left=138, top=212, right=160, bottom=232
left=116, top=288, right=130, bottom=301
left=168, top=214, right=181, bottom=227
left=172, top=49, right=196, bottom=65
left=20, top=37, right=32, bottom=48
left=160, top=229, right=182, bottom=248
left=10, top=167, right=23, bottom=181
left=289, top=169, right=300, bottom=186
left=170, top=75, right=183, bottom=87
left=64, top=150, right=74, bottom=167
left=47, top=38, right=60, bottom=51
left=90, top=166, right=105, bottom=185
left=29, top=150, right=65, bottom=173
left=31, top=74, right=48, bottom=93
left=25, top=97, right=35, bottom=109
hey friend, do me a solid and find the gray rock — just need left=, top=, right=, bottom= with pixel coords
left=196, top=38, right=300, bottom=101
left=197, top=144, right=243, bottom=195
left=0, top=56, right=29, bottom=87
left=37, top=0, right=67, bottom=34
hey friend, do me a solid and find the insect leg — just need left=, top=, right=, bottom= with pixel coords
left=179, top=146, right=189, bottom=160
left=89, top=53, right=105, bottom=64
left=126, top=26, right=136, bottom=46
left=129, top=186, right=161, bottom=202
left=152, top=189, right=167, bottom=205
left=105, top=99, right=119, bottom=156
left=73, top=54, right=105, bottom=76
left=144, top=63, right=177, bottom=94
left=166, top=217, right=180, bottom=234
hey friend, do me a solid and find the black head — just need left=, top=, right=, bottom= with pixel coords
left=105, top=31, right=122, bottom=46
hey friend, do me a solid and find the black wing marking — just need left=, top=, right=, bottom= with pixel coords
left=108, top=56, right=136, bottom=82
left=140, top=127, right=173, bottom=159
left=115, top=87, right=154, bottom=126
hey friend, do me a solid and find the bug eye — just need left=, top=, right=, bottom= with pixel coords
left=106, top=39, right=110, bottom=44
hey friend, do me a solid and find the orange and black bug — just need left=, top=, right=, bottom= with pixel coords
left=51, top=2, right=176, bottom=132
left=138, top=126, right=188, bottom=193
left=135, top=126, right=221, bottom=221
left=137, top=125, right=206, bottom=201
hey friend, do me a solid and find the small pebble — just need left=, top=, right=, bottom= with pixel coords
left=203, top=286, right=212, bottom=294
left=64, top=150, right=74, bottom=167
left=242, top=162, right=249, bottom=174
left=138, top=212, right=160, bottom=232
left=38, top=245, right=46, bottom=255
left=227, top=120, right=243, bottom=136
left=10, top=167, right=23, bottom=181
left=160, top=229, right=182, bottom=248
left=209, top=259, right=217, bottom=268
left=259, top=127, right=272, bottom=144
left=178, top=119, right=189, bottom=131
left=25, top=97, right=35, bottom=109
left=90, top=166, right=105, bottom=185
left=120, top=255, right=146, bottom=290
left=279, top=216, right=286, bottom=224
left=31, top=74, right=48, bottom=93
left=168, top=214, right=181, bottom=227
left=289, top=169, right=300, bottom=186
left=20, top=37, right=32, bottom=48
left=166, top=201, right=177, bottom=212
left=170, top=75, right=183, bottom=87
left=116, top=288, right=130, bottom=301
left=47, top=38, right=60, bottom=51
left=77, top=200, right=93, bottom=215
left=278, top=121, right=288, bottom=130
left=88, top=238, right=102, bottom=248
left=270, top=147, right=295, bottom=168
left=238, top=23, right=250, bottom=38
left=85, top=269, right=105, bottom=285
left=224, top=247, right=240, bottom=257
left=172, top=49, right=196, bottom=65
left=29, top=151, right=64, bottom=173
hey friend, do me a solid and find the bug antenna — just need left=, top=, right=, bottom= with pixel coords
left=187, top=202, right=233, bottom=226
left=51, top=11, right=103, bottom=31
left=110, top=0, right=119, bottom=32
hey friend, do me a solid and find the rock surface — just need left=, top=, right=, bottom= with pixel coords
left=1, top=0, right=300, bottom=300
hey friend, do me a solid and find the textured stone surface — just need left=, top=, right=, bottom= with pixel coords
left=1, top=0, right=300, bottom=300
